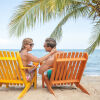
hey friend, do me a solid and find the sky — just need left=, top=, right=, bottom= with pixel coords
left=0, top=0, right=99, bottom=50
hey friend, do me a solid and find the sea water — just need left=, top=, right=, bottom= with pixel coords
left=1, top=49, right=100, bottom=76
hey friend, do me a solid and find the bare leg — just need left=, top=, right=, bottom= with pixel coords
left=39, top=64, right=50, bottom=74
left=25, top=70, right=31, bottom=82
left=39, top=56, right=54, bottom=74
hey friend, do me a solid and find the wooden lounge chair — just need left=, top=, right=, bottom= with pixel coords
left=42, top=52, right=89, bottom=95
left=0, top=51, right=39, bottom=99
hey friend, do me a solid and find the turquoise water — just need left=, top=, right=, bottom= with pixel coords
left=0, top=49, right=100, bottom=76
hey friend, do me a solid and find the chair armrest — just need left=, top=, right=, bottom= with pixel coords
left=33, top=62, right=39, bottom=67
left=21, top=62, right=39, bottom=69
left=48, top=68, right=54, bottom=70
left=21, top=66, right=38, bottom=69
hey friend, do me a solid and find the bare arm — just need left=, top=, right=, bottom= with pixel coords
left=42, top=55, right=54, bottom=66
left=27, top=48, right=56, bottom=63
left=39, top=55, right=54, bottom=74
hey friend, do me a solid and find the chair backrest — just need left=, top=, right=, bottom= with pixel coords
left=50, top=52, right=88, bottom=84
left=0, top=51, right=25, bottom=84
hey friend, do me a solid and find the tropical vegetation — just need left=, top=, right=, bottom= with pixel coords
left=9, top=0, right=100, bottom=54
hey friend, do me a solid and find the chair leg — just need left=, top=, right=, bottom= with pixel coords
left=30, top=76, right=36, bottom=89
left=34, top=69, right=37, bottom=89
left=44, top=76, right=55, bottom=95
left=0, top=83, right=2, bottom=87
left=75, top=83, right=89, bottom=95
left=6, top=84, right=9, bottom=88
left=34, top=77, right=37, bottom=89
left=42, top=74, right=44, bottom=88
left=18, top=74, right=37, bottom=99
left=18, top=83, right=31, bottom=99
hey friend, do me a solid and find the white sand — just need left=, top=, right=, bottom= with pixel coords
left=0, top=76, right=100, bottom=100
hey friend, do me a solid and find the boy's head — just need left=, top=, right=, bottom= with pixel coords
left=44, top=38, right=56, bottom=52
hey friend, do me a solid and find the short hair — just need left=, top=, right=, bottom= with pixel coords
left=45, top=38, right=56, bottom=48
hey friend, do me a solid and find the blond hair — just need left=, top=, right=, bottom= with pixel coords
left=20, top=38, right=33, bottom=52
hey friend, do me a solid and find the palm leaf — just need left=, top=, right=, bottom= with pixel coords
left=9, top=0, right=57, bottom=37
left=9, top=0, right=100, bottom=54
left=86, top=21, right=100, bottom=54
left=9, top=0, right=84, bottom=37
left=50, top=5, right=89, bottom=41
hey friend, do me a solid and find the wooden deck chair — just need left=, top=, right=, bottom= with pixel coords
left=42, top=52, right=89, bottom=95
left=0, top=51, right=39, bottom=99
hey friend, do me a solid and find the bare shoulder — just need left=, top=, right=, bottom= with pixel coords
left=55, top=51, right=65, bottom=54
left=20, top=51, right=33, bottom=59
left=20, top=51, right=27, bottom=57
left=27, top=53, right=33, bottom=56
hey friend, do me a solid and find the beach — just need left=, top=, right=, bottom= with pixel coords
left=0, top=0, right=100, bottom=99
left=0, top=76, right=100, bottom=100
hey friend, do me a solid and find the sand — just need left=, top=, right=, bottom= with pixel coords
left=0, top=76, right=100, bottom=100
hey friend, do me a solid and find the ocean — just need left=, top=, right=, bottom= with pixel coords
left=0, top=49, right=100, bottom=76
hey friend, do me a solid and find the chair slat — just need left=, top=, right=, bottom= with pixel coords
left=72, top=52, right=83, bottom=80
left=7, top=52, right=17, bottom=80
left=0, top=60, right=6, bottom=79
left=52, top=80, right=79, bottom=84
left=57, top=53, right=65, bottom=85
left=12, top=52, right=21, bottom=80
left=0, top=80, right=24, bottom=84
left=55, top=53, right=63, bottom=81
left=57, top=58, right=86, bottom=62
left=69, top=52, right=79, bottom=80
left=76, top=53, right=88, bottom=81
left=59, top=53, right=67, bottom=82
left=65, top=52, right=75, bottom=81
left=0, top=57, right=17, bottom=60
left=62, top=52, right=71, bottom=81
left=0, top=70, right=3, bottom=80
left=75, top=52, right=84, bottom=80
left=0, top=51, right=9, bottom=80
left=3, top=51, right=13, bottom=81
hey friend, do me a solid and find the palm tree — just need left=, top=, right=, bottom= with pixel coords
left=9, top=0, right=100, bottom=54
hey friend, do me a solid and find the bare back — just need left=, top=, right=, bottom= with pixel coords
left=42, top=51, right=64, bottom=66
left=20, top=50, right=29, bottom=67
left=39, top=51, right=64, bottom=74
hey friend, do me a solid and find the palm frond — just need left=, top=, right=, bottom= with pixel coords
left=9, top=0, right=58, bottom=37
left=86, top=21, right=100, bottom=54
left=9, top=0, right=73, bottom=37
left=9, top=0, right=100, bottom=54
left=9, top=0, right=86, bottom=37
left=50, top=5, right=89, bottom=41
